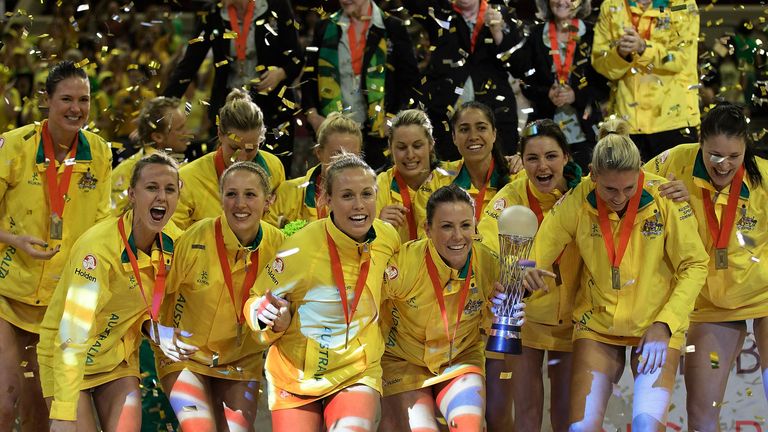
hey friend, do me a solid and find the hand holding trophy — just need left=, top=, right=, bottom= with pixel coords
left=486, top=205, right=538, bottom=355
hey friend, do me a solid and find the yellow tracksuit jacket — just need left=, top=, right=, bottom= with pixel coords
left=592, top=0, right=699, bottom=134
left=0, top=122, right=112, bottom=332
left=429, top=160, right=507, bottom=221
left=172, top=149, right=285, bottom=230
left=380, top=239, right=498, bottom=395
left=111, top=146, right=157, bottom=215
left=264, top=164, right=326, bottom=228
left=478, top=177, right=580, bottom=351
left=645, top=144, right=768, bottom=321
left=37, top=211, right=181, bottom=421
left=534, top=172, right=708, bottom=347
left=157, top=216, right=284, bottom=380
left=245, top=218, right=400, bottom=409
left=375, top=167, right=452, bottom=242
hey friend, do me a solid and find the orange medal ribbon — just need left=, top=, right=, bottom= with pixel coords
left=548, top=18, right=578, bottom=84
left=393, top=169, right=418, bottom=240
left=347, top=3, right=373, bottom=75
left=454, top=0, right=488, bottom=53
left=227, top=1, right=256, bottom=62
left=326, top=228, right=371, bottom=348
left=471, top=159, right=495, bottom=222
left=42, top=121, right=78, bottom=224
left=425, top=246, right=473, bottom=364
left=596, top=171, right=644, bottom=290
left=702, top=165, right=744, bottom=270
left=214, top=217, right=260, bottom=332
left=117, top=217, right=167, bottom=337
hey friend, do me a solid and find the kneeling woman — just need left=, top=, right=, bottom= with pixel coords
left=246, top=153, right=401, bottom=431
left=157, top=161, right=285, bottom=431
left=378, top=184, right=523, bottom=432
left=525, top=134, right=709, bottom=431
left=38, top=153, right=183, bottom=431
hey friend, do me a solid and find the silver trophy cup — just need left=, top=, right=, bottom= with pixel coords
left=486, top=205, right=539, bottom=354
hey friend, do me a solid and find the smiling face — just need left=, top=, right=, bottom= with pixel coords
left=549, top=0, right=576, bottom=21
left=701, top=134, right=746, bottom=191
left=328, top=167, right=377, bottom=242
left=390, top=124, right=433, bottom=184
left=452, top=108, right=496, bottom=165
left=218, top=127, right=264, bottom=164
left=128, top=163, right=179, bottom=236
left=523, top=136, right=569, bottom=194
left=46, top=77, right=90, bottom=137
left=339, top=0, right=370, bottom=17
left=591, top=169, right=640, bottom=213
left=426, top=201, right=475, bottom=270
left=221, top=169, right=268, bottom=243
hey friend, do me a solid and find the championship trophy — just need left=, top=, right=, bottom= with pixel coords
left=486, top=205, right=539, bottom=354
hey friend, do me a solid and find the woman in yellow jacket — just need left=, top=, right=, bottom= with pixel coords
left=265, top=112, right=364, bottom=228
left=525, top=134, right=709, bottom=431
left=378, top=184, right=523, bottom=431
left=477, top=119, right=582, bottom=432
left=245, top=152, right=400, bottom=431
left=0, top=60, right=112, bottom=431
left=376, top=109, right=452, bottom=242
left=156, top=161, right=284, bottom=431
left=644, top=103, right=768, bottom=431
left=429, top=102, right=511, bottom=224
left=591, top=0, right=700, bottom=161
left=37, top=153, right=186, bottom=432
left=172, top=88, right=285, bottom=230
left=112, top=96, right=191, bottom=214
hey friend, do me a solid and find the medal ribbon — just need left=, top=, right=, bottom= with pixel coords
left=42, top=121, right=78, bottom=219
left=623, top=0, right=653, bottom=40
left=425, top=246, right=473, bottom=361
left=326, top=228, right=371, bottom=338
left=596, top=171, right=644, bottom=274
left=471, top=159, right=495, bottom=222
left=215, top=217, right=260, bottom=325
left=117, top=216, right=167, bottom=322
left=526, top=182, right=564, bottom=264
left=454, top=0, right=488, bottom=53
left=214, top=147, right=227, bottom=180
left=393, top=169, right=418, bottom=240
left=548, top=19, right=578, bottom=84
left=702, top=166, right=744, bottom=249
left=227, top=0, right=256, bottom=62
left=347, top=2, right=373, bottom=75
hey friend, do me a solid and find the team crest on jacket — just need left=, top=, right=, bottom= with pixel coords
left=493, top=198, right=506, bottom=211
left=737, top=214, right=757, bottom=232
left=78, top=170, right=98, bottom=191
left=82, top=254, right=97, bottom=270
left=385, top=265, right=399, bottom=280
left=641, top=215, right=663, bottom=239
left=272, top=257, right=285, bottom=273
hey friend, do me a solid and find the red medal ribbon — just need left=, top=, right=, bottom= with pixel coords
left=42, top=121, right=78, bottom=219
left=117, top=216, right=167, bottom=322
left=623, top=0, right=653, bottom=40
left=227, top=0, right=256, bottom=62
left=215, top=217, right=260, bottom=325
left=526, top=182, right=564, bottom=264
left=548, top=18, right=578, bottom=84
left=425, top=245, right=473, bottom=361
left=454, top=0, right=488, bottom=53
left=347, top=3, right=373, bottom=75
left=702, top=166, right=744, bottom=249
left=471, top=159, right=495, bottom=222
left=326, top=228, right=371, bottom=337
left=214, top=147, right=227, bottom=180
left=596, top=171, right=644, bottom=272
left=393, top=169, right=418, bottom=240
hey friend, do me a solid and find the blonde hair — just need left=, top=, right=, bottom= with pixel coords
left=137, top=97, right=182, bottom=146
left=218, top=88, right=265, bottom=137
left=325, top=151, right=376, bottom=196
left=219, top=161, right=272, bottom=196
left=389, top=109, right=435, bottom=144
left=316, top=112, right=363, bottom=150
left=597, top=117, right=631, bottom=140
left=591, top=134, right=641, bottom=174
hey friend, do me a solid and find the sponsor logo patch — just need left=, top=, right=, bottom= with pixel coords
left=82, top=254, right=97, bottom=270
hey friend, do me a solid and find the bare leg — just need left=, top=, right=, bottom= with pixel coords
left=163, top=369, right=216, bottom=432
left=380, top=388, right=439, bottom=432
left=209, top=378, right=260, bottom=432
left=324, top=384, right=381, bottom=432
left=510, top=347, right=544, bottom=432
left=568, top=339, right=625, bottom=431
left=92, top=376, right=142, bottom=432
left=271, top=400, right=323, bottom=432
left=752, top=318, right=768, bottom=405
left=629, top=348, right=680, bottom=432
left=684, top=321, right=747, bottom=432
left=484, top=356, right=514, bottom=432
left=547, top=351, right=573, bottom=432
left=434, top=373, right=485, bottom=432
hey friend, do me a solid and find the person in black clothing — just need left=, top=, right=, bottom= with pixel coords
left=519, top=0, right=608, bottom=173
left=302, top=0, right=419, bottom=172
left=404, top=0, right=527, bottom=161
left=164, top=0, right=304, bottom=169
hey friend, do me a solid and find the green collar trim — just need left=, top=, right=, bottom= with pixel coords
left=452, top=163, right=503, bottom=190
left=121, top=231, right=175, bottom=264
left=586, top=188, right=654, bottom=210
left=304, top=165, right=323, bottom=208
left=36, top=130, right=93, bottom=164
left=693, top=150, right=750, bottom=199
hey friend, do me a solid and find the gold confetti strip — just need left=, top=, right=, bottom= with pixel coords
left=215, top=60, right=229, bottom=68
left=709, top=351, right=720, bottom=369
left=23, top=372, right=34, bottom=378
left=685, top=344, right=696, bottom=353
left=223, top=31, right=238, bottom=39
left=188, top=36, right=204, bottom=44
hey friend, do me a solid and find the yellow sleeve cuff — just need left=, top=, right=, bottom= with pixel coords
left=654, top=310, right=684, bottom=336
left=50, top=400, right=78, bottom=421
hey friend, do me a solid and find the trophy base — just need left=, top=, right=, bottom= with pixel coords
left=486, top=323, right=522, bottom=355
